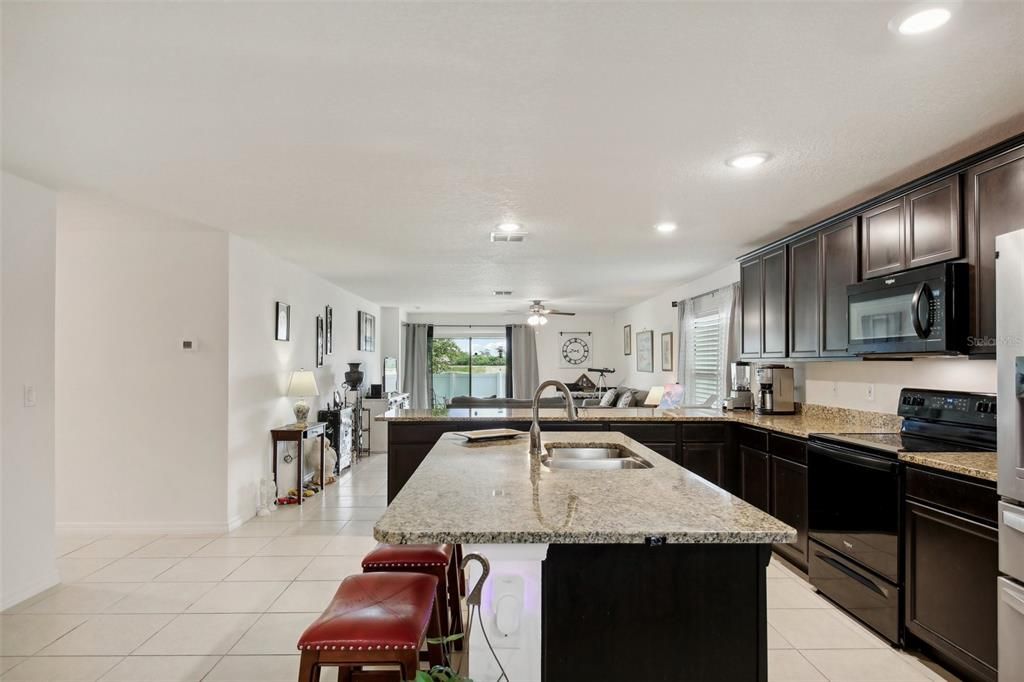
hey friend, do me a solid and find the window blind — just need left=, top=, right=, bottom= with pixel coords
left=690, top=310, right=724, bottom=404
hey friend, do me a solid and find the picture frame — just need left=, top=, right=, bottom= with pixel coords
left=357, top=310, right=376, bottom=352
left=325, top=305, right=333, bottom=355
left=661, top=332, right=673, bottom=372
left=316, top=315, right=325, bottom=367
left=623, top=324, right=632, bottom=355
left=636, top=330, right=654, bottom=373
left=275, top=302, right=290, bottom=341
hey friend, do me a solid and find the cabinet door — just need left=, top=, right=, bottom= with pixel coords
left=965, top=144, right=1024, bottom=355
left=761, top=246, right=788, bottom=357
left=788, top=234, right=819, bottom=358
left=770, top=457, right=808, bottom=569
left=740, top=446, right=770, bottom=512
left=682, top=442, right=725, bottom=486
left=819, top=218, right=860, bottom=356
left=861, top=197, right=906, bottom=279
left=905, top=500, right=998, bottom=680
left=906, top=175, right=962, bottom=269
left=740, top=257, right=762, bottom=358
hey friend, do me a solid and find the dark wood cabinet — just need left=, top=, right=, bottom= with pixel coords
left=740, top=257, right=763, bottom=358
left=861, top=197, right=905, bottom=278
left=739, top=445, right=770, bottom=513
left=906, top=176, right=962, bottom=269
left=788, top=234, right=819, bottom=358
left=819, top=217, right=860, bottom=356
left=965, top=143, right=1024, bottom=355
left=770, top=455, right=808, bottom=570
left=762, top=246, right=788, bottom=357
left=905, top=499, right=998, bottom=681
left=683, top=442, right=727, bottom=487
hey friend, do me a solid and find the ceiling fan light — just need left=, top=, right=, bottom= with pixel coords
left=527, top=314, right=541, bottom=326
left=539, top=314, right=549, bottom=325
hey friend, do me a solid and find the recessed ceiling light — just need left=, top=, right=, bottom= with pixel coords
left=497, top=222, right=521, bottom=232
left=895, top=7, right=951, bottom=34
left=655, top=222, right=678, bottom=233
left=726, top=152, right=770, bottom=169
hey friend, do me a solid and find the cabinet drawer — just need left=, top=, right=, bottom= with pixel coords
left=680, top=423, right=728, bottom=442
left=541, top=422, right=608, bottom=432
left=738, top=427, right=768, bottom=452
left=905, top=467, right=997, bottom=526
left=645, top=442, right=679, bottom=464
left=769, top=433, right=807, bottom=465
left=609, top=423, right=676, bottom=443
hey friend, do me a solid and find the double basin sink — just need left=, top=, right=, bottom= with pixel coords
left=541, top=444, right=654, bottom=471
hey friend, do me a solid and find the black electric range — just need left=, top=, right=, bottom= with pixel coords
left=806, top=388, right=996, bottom=645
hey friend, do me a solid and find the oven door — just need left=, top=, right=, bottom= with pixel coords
left=808, top=441, right=901, bottom=582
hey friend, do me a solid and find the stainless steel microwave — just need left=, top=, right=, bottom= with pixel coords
left=847, top=262, right=968, bottom=355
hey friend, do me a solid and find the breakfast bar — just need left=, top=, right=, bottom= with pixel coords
left=375, top=430, right=795, bottom=681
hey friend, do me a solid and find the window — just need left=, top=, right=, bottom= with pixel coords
left=430, top=333, right=508, bottom=405
left=681, top=285, right=735, bottom=406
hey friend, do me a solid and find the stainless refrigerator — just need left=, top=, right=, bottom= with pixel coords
left=997, top=228, right=1024, bottom=678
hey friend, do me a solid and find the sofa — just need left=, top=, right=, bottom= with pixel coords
left=447, top=396, right=570, bottom=409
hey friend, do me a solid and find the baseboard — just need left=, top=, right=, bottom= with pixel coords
left=56, top=520, right=234, bottom=535
left=1, top=568, right=61, bottom=611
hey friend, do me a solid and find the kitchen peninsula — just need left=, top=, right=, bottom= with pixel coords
left=374, top=430, right=795, bottom=681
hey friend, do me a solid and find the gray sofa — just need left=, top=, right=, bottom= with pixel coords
left=580, top=387, right=651, bottom=408
left=447, top=396, right=569, bottom=409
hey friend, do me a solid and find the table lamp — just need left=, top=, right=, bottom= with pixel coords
left=286, top=369, right=319, bottom=424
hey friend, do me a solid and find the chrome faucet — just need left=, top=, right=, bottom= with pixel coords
left=529, top=379, right=577, bottom=455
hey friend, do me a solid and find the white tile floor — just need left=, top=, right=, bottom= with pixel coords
left=1, top=453, right=956, bottom=681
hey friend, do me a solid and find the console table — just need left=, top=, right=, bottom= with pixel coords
left=270, top=421, right=326, bottom=505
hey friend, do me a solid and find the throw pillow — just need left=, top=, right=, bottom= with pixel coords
left=616, top=390, right=634, bottom=408
left=599, top=389, right=617, bottom=407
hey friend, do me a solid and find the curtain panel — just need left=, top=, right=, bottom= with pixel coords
left=509, top=324, right=539, bottom=399
left=401, top=323, right=433, bottom=409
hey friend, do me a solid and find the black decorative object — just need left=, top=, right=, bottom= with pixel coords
left=275, top=302, right=290, bottom=341
left=344, top=362, right=364, bottom=390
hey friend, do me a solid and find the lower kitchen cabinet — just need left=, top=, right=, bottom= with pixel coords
left=682, top=442, right=727, bottom=487
left=740, top=445, right=770, bottom=513
left=770, top=455, right=808, bottom=571
left=904, top=468, right=999, bottom=682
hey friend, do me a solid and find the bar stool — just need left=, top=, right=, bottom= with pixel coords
left=362, top=543, right=465, bottom=650
left=296, top=572, right=442, bottom=682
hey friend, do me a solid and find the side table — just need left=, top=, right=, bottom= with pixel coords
left=270, top=421, right=326, bottom=505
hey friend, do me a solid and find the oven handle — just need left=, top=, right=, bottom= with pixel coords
left=809, top=443, right=899, bottom=473
left=815, top=551, right=889, bottom=598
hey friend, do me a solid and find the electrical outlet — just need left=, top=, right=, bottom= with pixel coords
left=23, top=384, right=36, bottom=407
left=866, top=383, right=875, bottom=401
left=831, top=381, right=839, bottom=396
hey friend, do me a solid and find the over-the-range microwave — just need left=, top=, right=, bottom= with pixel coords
left=846, top=262, right=968, bottom=355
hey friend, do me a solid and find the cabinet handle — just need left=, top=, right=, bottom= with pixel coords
left=1002, top=586, right=1024, bottom=616
left=1004, top=509, right=1024, bottom=534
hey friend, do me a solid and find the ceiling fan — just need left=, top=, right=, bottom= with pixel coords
left=507, top=300, right=576, bottom=326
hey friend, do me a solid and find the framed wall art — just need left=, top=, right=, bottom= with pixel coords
left=661, top=332, right=673, bottom=372
left=357, top=311, right=376, bottom=352
left=316, top=315, right=325, bottom=367
left=325, top=305, right=333, bottom=355
left=623, top=324, right=632, bottom=355
left=636, top=330, right=654, bottom=372
left=275, top=302, right=290, bottom=341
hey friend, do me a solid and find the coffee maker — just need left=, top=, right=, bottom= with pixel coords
left=728, top=362, right=753, bottom=410
left=755, top=365, right=795, bottom=415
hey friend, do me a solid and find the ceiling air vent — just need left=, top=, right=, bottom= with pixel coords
left=492, top=290, right=513, bottom=297
left=490, top=231, right=528, bottom=243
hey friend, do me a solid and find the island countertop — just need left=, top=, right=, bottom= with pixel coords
left=374, top=431, right=797, bottom=545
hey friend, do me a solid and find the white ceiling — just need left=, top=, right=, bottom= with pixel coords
left=4, top=2, right=1023, bottom=313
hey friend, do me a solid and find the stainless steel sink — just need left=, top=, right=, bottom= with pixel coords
left=541, top=444, right=653, bottom=470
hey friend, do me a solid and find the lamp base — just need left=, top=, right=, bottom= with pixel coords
left=293, top=400, right=310, bottom=425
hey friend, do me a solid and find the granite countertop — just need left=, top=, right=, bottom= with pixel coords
left=379, top=404, right=902, bottom=440
left=374, top=431, right=796, bottom=545
left=898, top=452, right=998, bottom=482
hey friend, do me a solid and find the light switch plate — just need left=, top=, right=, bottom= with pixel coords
left=23, top=384, right=36, bottom=407
left=866, top=383, right=875, bottom=401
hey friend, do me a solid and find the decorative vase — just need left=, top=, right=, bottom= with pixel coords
left=344, top=362, right=364, bottom=390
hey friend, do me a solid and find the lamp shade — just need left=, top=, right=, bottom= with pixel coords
left=286, top=370, right=319, bottom=398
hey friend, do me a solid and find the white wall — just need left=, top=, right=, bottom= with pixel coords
left=405, top=312, right=617, bottom=388
left=1, top=173, right=59, bottom=608
left=612, top=263, right=740, bottom=390
left=227, top=236, right=381, bottom=524
left=56, top=193, right=230, bottom=532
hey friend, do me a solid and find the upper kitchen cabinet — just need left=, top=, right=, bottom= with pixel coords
left=788, top=233, right=820, bottom=358
left=861, top=175, right=962, bottom=280
left=965, top=144, right=1024, bottom=355
left=819, top=217, right=860, bottom=356
left=740, top=245, right=787, bottom=359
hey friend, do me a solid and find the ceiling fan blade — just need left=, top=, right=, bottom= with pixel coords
left=546, top=310, right=576, bottom=316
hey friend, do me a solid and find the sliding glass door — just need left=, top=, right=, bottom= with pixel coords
left=431, top=334, right=507, bottom=405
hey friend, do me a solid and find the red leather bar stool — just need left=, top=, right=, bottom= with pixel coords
left=362, top=544, right=465, bottom=650
left=296, top=572, right=442, bottom=682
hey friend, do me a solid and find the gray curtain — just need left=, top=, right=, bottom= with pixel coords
left=402, top=323, right=432, bottom=409
left=677, top=299, right=693, bottom=400
left=509, top=324, right=539, bottom=399
left=724, top=282, right=742, bottom=394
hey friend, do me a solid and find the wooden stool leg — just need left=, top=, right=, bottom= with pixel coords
left=425, top=593, right=445, bottom=669
left=433, top=567, right=450, bottom=650
left=297, top=651, right=320, bottom=682
left=446, top=556, right=464, bottom=651
left=399, top=650, right=420, bottom=680
left=455, top=544, right=466, bottom=594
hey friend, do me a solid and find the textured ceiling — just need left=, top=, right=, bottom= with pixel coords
left=4, top=1, right=1023, bottom=312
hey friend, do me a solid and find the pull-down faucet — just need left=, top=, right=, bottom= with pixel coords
left=529, top=379, right=577, bottom=455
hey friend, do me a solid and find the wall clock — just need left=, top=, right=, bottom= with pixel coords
left=561, top=336, right=591, bottom=367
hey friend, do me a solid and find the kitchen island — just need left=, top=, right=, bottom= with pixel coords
left=375, top=431, right=795, bottom=681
